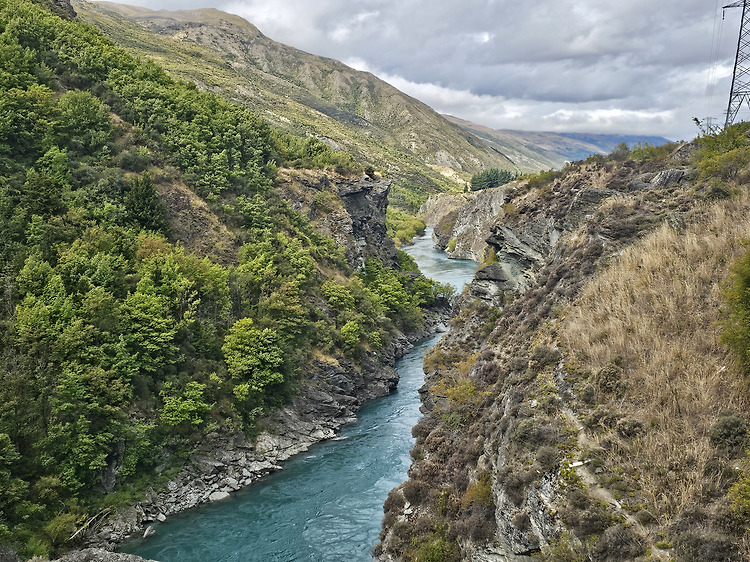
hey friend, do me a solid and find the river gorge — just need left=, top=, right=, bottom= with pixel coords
left=121, top=230, right=479, bottom=561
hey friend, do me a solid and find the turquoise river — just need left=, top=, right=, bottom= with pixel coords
left=123, top=229, right=479, bottom=561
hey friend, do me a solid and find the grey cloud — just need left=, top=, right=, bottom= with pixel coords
left=122, top=0, right=743, bottom=139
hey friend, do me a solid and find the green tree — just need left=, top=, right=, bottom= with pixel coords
left=54, top=90, right=112, bottom=157
left=40, top=363, right=128, bottom=492
left=124, top=173, right=169, bottom=233
left=120, top=290, right=179, bottom=375
left=470, top=168, right=516, bottom=191
left=322, top=280, right=355, bottom=311
left=222, top=318, right=285, bottom=393
left=159, top=381, right=212, bottom=428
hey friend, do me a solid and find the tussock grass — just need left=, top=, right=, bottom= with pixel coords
left=562, top=191, right=750, bottom=519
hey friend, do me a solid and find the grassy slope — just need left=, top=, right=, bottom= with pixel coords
left=562, top=195, right=750, bottom=521
left=74, top=0, right=517, bottom=210
left=377, top=135, right=750, bottom=561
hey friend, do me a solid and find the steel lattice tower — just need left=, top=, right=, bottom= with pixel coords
left=725, top=1, right=750, bottom=126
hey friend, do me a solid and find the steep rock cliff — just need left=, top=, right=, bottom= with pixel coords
left=420, top=187, right=510, bottom=262
left=278, top=169, right=398, bottom=270
left=36, top=0, right=76, bottom=19
left=377, top=145, right=748, bottom=561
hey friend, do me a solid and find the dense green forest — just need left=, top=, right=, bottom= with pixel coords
left=0, top=0, right=449, bottom=556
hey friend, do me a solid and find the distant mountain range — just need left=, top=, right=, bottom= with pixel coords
left=76, top=1, right=674, bottom=206
left=444, top=116, right=673, bottom=170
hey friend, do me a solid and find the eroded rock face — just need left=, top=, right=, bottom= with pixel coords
left=473, top=216, right=560, bottom=301
left=278, top=170, right=398, bottom=270
left=47, top=0, right=76, bottom=19
left=468, top=161, right=691, bottom=307
left=420, top=187, right=510, bottom=262
left=338, top=177, right=398, bottom=269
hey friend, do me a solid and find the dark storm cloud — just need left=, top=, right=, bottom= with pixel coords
left=107, top=0, right=741, bottom=139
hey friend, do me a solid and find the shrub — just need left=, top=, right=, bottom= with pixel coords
left=629, top=141, right=676, bottom=162
left=560, top=490, right=618, bottom=538
left=673, top=530, right=742, bottom=562
left=728, top=460, right=750, bottom=520
left=609, top=142, right=630, bottom=161
left=450, top=511, right=496, bottom=542
left=543, top=532, right=588, bottom=562
left=384, top=489, right=406, bottom=513
left=402, top=479, right=428, bottom=505
left=536, top=446, right=559, bottom=471
left=411, top=535, right=460, bottom=562
left=511, top=417, right=561, bottom=449
left=709, top=413, right=749, bottom=455
left=461, top=471, right=494, bottom=509
left=593, top=363, right=625, bottom=396
left=159, top=381, right=212, bottom=428
left=526, top=169, right=562, bottom=190
left=530, top=345, right=561, bottom=369
left=340, top=320, right=361, bottom=349
left=592, top=524, right=645, bottom=561
left=698, top=146, right=750, bottom=182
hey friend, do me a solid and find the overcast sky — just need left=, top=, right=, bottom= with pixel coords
left=102, top=0, right=744, bottom=141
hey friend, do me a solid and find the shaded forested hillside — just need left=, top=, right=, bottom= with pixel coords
left=0, top=1, right=448, bottom=557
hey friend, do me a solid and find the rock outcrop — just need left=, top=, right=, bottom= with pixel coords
left=420, top=186, right=510, bottom=262
left=278, top=169, right=398, bottom=270
left=52, top=549, right=154, bottom=562
left=338, top=177, right=398, bottom=269
left=44, top=0, right=76, bottom=19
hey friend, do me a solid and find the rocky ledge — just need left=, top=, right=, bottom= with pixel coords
left=420, top=186, right=510, bottom=262
left=51, top=549, right=156, bottom=562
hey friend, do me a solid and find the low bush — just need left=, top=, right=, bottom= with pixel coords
left=402, top=479, right=429, bottom=505
left=535, top=445, right=559, bottom=471
left=708, top=413, right=749, bottom=455
left=673, top=529, right=742, bottom=562
left=560, top=490, right=619, bottom=538
left=410, top=534, right=460, bottom=562
left=592, top=524, right=645, bottom=561
left=543, top=532, right=589, bottom=562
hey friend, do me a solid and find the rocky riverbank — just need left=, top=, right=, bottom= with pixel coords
left=77, top=305, right=449, bottom=552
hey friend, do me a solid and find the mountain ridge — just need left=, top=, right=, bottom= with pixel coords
left=76, top=1, right=672, bottom=209
left=76, top=0, right=515, bottom=208
left=444, top=114, right=673, bottom=170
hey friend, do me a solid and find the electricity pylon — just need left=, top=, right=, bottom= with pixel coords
left=725, top=1, right=750, bottom=126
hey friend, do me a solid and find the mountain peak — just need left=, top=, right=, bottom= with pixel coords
left=88, top=1, right=265, bottom=38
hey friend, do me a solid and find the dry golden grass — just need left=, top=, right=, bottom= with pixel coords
left=562, top=190, right=750, bottom=519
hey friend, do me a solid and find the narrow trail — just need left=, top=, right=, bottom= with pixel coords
left=561, top=408, right=671, bottom=561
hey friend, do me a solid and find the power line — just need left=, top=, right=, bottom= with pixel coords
left=705, top=0, right=723, bottom=118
